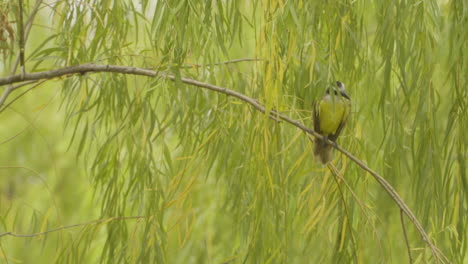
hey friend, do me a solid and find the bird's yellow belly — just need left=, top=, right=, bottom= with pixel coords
left=319, top=100, right=347, bottom=135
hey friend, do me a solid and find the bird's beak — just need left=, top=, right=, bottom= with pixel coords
left=341, top=90, right=351, bottom=100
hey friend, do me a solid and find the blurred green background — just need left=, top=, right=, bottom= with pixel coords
left=0, top=0, right=466, bottom=263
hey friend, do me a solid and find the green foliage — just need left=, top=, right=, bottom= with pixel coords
left=0, top=0, right=466, bottom=263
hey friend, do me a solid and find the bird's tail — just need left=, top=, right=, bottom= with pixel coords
left=313, top=137, right=334, bottom=164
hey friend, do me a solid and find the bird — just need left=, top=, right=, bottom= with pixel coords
left=313, top=81, right=351, bottom=164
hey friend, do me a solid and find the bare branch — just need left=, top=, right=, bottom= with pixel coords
left=326, top=161, right=386, bottom=258
left=0, top=80, right=38, bottom=107
left=0, top=80, right=46, bottom=113
left=0, top=216, right=146, bottom=238
left=328, top=163, right=359, bottom=263
left=17, top=0, right=25, bottom=77
left=11, top=0, right=43, bottom=74
left=0, top=63, right=449, bottom=262
left=0, top=87, right=13, bottom=107
left=401, top=209, right=414, bottom=264
left=180, top=58, right=263, bottom=68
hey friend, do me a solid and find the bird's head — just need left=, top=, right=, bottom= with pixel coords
left=326, top=81, right=351, bottom=100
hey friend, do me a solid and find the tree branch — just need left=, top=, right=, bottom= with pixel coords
left=401, top=209, right=414, bottom=264
left=17, top=0, right=25, bottom=77
left=180, top=58, right=263, bottom=68
left=11, top=0, right=43, bottom=74
left=0, top=216, right=146, bottom=238
left=0, top=63, right=449, bottom=263
left=0, top=80, right=38, bottom=107
left=328, top=163, right=359, bottom=263
left=0, top=80, right=46, bottom=114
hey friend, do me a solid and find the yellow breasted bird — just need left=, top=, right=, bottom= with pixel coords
left=313, top=81, right=351, bottom=164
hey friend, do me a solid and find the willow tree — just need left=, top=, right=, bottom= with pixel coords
left=0, top=0, right=466, bottom=263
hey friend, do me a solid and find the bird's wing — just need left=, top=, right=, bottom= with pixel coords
left=329, top=107, right=350, bottom=142
left=313, top=101, right=321, bottom=133
left=329, top=118, right=347, bottom=141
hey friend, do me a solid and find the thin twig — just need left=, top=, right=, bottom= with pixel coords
left=0, top=241, right=9, bottom=264
left=12, top=0, right=43, bottom=74
left=0, top=80, right=38, bottom=107
left=0, top=87, right=13, bottom=107
left=328, top=163, right=359, bottom=263
left=326, top=161, right=385, bottom=258
left=0, top=63, right=449, bottom=263
left=0, top=216, right=146, bottom=238
left=180, top=58, right=263, bottom=68
left=401, top=209, right=414, bottom=264
left=0, top=80, right=46, bottom=113
left=17, top=0, right=25, bottom=78
left=320, top=151, right=374, bottom=226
